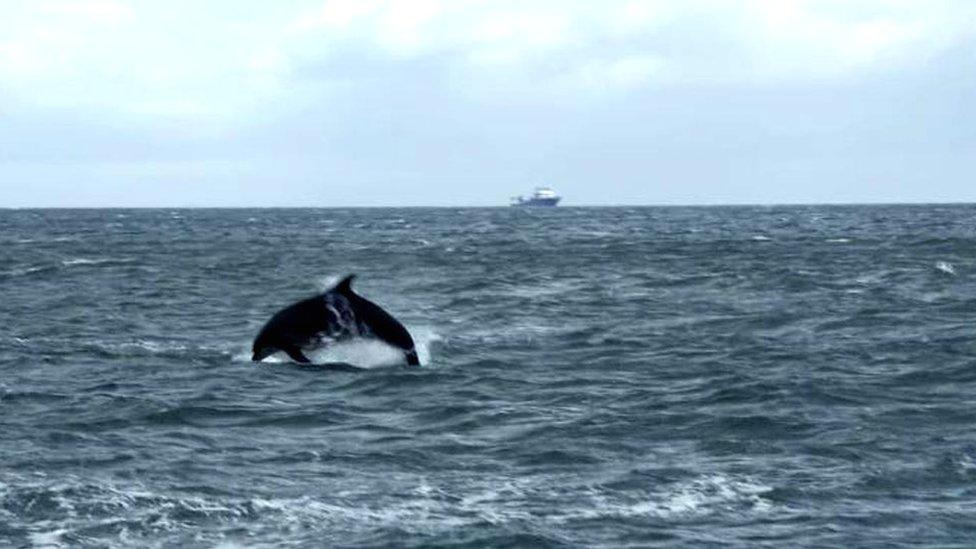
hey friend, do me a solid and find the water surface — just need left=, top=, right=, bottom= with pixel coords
left=1, top=205, right=975, bottom=547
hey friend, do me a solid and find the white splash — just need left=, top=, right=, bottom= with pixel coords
left=241, top=326, right=440, bottom=367
left=307, top=339, right=406, bottom=367
left=306, top=324, right=439, bottom=367
left=408, top=325, right=441, bottom=366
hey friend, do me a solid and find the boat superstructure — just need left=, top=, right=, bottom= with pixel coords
left=511, top=187, right=561, bottom=207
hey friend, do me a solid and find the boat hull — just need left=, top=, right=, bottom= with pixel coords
left=512, top=197, right=561, bottom=207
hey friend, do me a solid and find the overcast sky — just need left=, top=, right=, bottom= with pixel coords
left=2, top=0, right=974, bottom=206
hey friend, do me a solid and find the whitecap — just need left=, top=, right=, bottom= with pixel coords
left=88, top=339, right=191, bottom=356
left=936, top=261, right=956, bottom=275
left=28, top=528, right=68, bottom=549
left=751, top=235, right=771, bottom=241
left=1, top=265, right=51, bottom=278
left=956, top=454, right=976, bottom=473
left=0, top=470, right=775, bottom=543
left=651, top=474, right=773, bottom=516
left=855, top=272, right=884, bottom=285
left=552, top=474, right=773, bottom=522
left=62, top=258, right=105, bottom=266
left=61, top=257, right=133, bottom=267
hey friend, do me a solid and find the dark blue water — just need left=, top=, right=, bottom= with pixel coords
left=2, top=206, right=975, bottom=547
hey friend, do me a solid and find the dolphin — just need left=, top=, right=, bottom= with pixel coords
left=252, top=275, right=420, bottom=366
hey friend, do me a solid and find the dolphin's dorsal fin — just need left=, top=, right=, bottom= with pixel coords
left=333, top=274, right=356, bottom=295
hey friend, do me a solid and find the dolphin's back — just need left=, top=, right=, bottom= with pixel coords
left=258, top=295, right=329, bottom=344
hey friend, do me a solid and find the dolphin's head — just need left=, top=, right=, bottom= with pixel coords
left=251, top=334, right=275, bottom=362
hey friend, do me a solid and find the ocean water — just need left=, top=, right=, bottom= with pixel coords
left=1, top=205, right=975, bottom=547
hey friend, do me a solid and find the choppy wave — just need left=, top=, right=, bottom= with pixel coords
left=0, top=470, right=773, bottom=547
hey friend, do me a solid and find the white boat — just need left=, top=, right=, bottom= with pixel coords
left=511, top=187, right=561, bottom=207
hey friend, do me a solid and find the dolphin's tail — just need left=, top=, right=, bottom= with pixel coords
left=405, top=348, right=420, bottom=366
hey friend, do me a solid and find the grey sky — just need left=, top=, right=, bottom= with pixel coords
left=2, top=0, right=974, bottom=206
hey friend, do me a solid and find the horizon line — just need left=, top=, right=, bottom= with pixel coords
left=2, top=200, right=975, bottom=210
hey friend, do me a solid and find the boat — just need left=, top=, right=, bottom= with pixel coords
left=511, top=187, right=561, bottom=207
